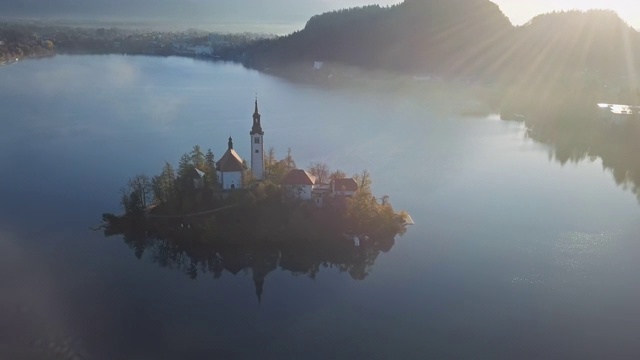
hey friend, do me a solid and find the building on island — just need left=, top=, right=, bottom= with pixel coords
left=216, top=137, right=245, bottom=190
left=212, top=99, right=359, bottom=206
left=331, top=178, right=358, bottom=197
left=213, top=98, right=265, bottom=191
left=250, top=98, right=265, bottom=181
left=281, top=168, right=360, bottom=206
left=281, top=169, right=316, bottom=200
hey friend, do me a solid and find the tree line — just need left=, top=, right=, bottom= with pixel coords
left=119, top=145, right=218, bottom=214
left=0, top=24, right=55, bottom=62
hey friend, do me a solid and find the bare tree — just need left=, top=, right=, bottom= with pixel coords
left=308, top=162, right=330, bottom=184
left=353, top=170, right=372, bottom=193
left=128, top=174, right=152, bottom=208
left=330, top=169, right=347, bottom=181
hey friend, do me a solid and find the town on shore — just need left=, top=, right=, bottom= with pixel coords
left=0, top=21, right=268, bottom=64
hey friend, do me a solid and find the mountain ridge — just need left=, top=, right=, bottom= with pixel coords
left=244, top=1, right=640, bottom=87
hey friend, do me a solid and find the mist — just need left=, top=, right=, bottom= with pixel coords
left=0, top=0, right=400, bottom=32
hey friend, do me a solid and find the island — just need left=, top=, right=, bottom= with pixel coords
left=100, top=99, right=410, bottom=301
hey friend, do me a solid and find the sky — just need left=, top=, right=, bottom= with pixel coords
left=491, top=0, right=638, bottom=26
left=0, top=0, right=637, bottom=31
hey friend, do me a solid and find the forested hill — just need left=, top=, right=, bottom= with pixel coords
left=496, top=10, right=640, bottom=113
left=501, top=10, right=640, bottom=83
left=246, top=0, right=512, bottom=75
left=244, top=1, right=640, bottom=86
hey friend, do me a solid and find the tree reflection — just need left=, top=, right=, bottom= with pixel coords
left=504, top=96, right=640, bottom=200
left=103, top=221, right=396, bottom=303
left=520, top=112, right=640, bottom=199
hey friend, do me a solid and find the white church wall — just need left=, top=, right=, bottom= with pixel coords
left=251, top=134, right=264, bottom=180
left=218, top=171, right=243, bottom=190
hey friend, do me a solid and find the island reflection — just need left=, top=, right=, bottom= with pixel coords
left=103, top=222, right=396, bottom=303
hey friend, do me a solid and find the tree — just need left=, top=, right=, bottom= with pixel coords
left=265, top=147, right=277, bottom=179
left=120, top=187, right=132, bottom=213
left=177, top=153, right=192, bottom=178
left=152, top=176, right=163, bottom=204
left=128, top=174, right=152, bottom=209
left=190, top=145, right=205, bottom=168
left=264, top=147, right=298, bottom=184
left=204, top=149, right=219, bottom=189
left=353, top=170, right=372, bottom=193
left=308, top=162, right=330, bottom=184
left=152, top=162, right=176, bottom=204
left=284, top=148, right=296, bottom=172
left=330, top=170, right=347, bottom=181
left=205, top=149, right=215, bottom=172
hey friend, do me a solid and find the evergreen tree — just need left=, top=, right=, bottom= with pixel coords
left=152, top=162, right=177, bottom=203
left=190, top=145, right=205, bottom=168
left=177, top=153, right=192, bottom=178
left=204, top=149, right=219, bottom=190
left=205, top=149, right=216, bottom=171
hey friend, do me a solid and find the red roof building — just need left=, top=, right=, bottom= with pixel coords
left=331, top=178, right=359, bottom=196
left=281, top=169, right=316, bottom=186
left=281, top=169, right=317, bottom=201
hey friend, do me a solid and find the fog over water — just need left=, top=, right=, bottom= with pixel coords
left=1, top=55, right=640, bottom=359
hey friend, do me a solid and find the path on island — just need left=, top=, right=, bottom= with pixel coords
left=146, top=204, right=239, bottom=219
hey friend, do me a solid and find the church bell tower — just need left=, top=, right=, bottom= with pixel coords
left=250, top=97, right=265, bottom=180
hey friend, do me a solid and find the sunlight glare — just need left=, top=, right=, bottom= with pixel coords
left=493, top=0, right=639, bottom=27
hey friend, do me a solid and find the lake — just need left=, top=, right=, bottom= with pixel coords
left=1, top=55, right=640, bottom=359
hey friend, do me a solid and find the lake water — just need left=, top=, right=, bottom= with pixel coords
left=1, top=55, right=640, bottom=359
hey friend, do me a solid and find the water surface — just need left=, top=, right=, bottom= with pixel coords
left=1, top=55, right=639, bottom=359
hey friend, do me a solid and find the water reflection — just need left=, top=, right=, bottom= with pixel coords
left=519, top=112, right=640, bottom=199
left=104, top=224, right=395, bottom=303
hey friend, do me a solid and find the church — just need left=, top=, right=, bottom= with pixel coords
left=214, top=98, right=359, bottom=204
left=215, top=98, right=264, bottom=190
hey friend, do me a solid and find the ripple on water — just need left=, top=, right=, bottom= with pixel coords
left=552, top=231, right=618, bottom=275
left=511, top=231, right=620, bottom=287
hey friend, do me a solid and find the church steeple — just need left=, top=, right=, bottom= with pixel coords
left=250, top=96, right=265, bottom=181
left=251, top=97, right=264, bottom=136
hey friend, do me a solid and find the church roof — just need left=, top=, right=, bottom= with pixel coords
left=282, top=169, right=316, bottom=186
left=250, top=98, right=264, bottom=135
left=332, top=178, right=359, bottom=192
left=217, top=148, right=245, bottom=172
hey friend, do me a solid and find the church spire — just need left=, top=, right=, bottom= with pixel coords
left=251, top=96, right=264, bottom=135
left=254, top=95, right=259, bottom=115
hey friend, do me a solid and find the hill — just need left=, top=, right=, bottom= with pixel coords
left=494, top=10, right=640, bottom=115
left=245, top=0, right=513, bottom=75
left=244, top=2, right=640, bottom=90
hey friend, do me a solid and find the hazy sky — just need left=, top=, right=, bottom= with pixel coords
left=491, top=0, right=638, bottom=26
left=0, top=0, right=637, bottom=30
